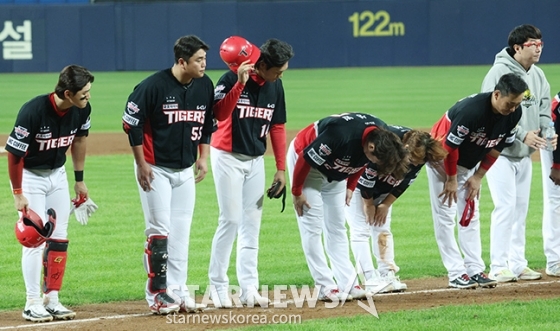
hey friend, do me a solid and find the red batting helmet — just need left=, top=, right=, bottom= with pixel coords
left=219, top=36, right=261, bottom=71
left=15, top=208, right=56, bottom=248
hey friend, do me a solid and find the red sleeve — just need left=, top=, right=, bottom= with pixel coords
left=8, top=152, right=24, bottom=191
left=346, top=167, right=365, bottom=191
left=291, top=153, right=311, bottom=196
left=213, top=81, right=245, bottom=121
left=480, top=153, right=497, bottom=171
left=269, top=123, right=286, bottom=171
left=442, top=143, right=458, bottom=176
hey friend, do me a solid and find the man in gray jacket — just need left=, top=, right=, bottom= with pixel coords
left=481, top=24, right=555, bottom=282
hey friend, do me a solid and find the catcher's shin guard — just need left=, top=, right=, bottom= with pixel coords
left=145, top=235, right=169, bottom=293
left=42, top=239, right=69, bottom=294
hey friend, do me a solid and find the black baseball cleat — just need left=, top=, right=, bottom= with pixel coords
left=448, top=274, right=477, bottom=289
left=471, top=272, right=498, bottom=288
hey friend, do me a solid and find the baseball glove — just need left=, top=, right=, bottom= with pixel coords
left=266, top=181, right=287, bottom=212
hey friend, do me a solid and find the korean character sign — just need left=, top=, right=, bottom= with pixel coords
left=0, top=20, right=32, bottom=60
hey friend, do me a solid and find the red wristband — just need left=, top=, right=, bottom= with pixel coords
left=13, top=188, right=23, bottom=195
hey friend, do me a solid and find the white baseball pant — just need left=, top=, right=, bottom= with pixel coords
left=20, top=166, right=70, bottom=303
left=345, top=190, right=398, bottom=281
left=426, top=163, right=485, bottom=281
left=540, top=149, right=560, bottom=268
left=287, top=140, right=358, bottom=294
left=208, top=147, right=265, bottom=295
left=136, top=164, right=195, bottom=306
left=486, top=155, right=531, bottom=276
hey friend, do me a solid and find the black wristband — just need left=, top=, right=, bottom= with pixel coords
left=74, top=170, right=84, bottom=182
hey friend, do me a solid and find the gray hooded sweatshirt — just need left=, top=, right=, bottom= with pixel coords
left=481, top=47, right=551, bottom=159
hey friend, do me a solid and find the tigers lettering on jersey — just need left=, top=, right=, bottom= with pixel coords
left=37, top=135, right=75, bottom=151
left=324, top=159, right=366, bottom=175
left=237, top=105, right=274, bottom=121
left=468, top=131, right=506, bottom=148
left=163, top=110, right=206, bottom=124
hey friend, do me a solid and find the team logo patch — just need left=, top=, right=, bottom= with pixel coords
left=364, top=167, right=377, bottom=180
left=196, top=105, right=207, bottom=110
left=214, top=84, right=225, bottom=93
left=237, top=98, right=250, bottom=105
left=307, top=148, right=326, bottom=166
left=14, top=126, right=29, bottom=139
left=456, top=125, right=469, bottom=137
left=318, top=143, right=332, bottom=156
left=522, top=89, right=536, bottom=107
left=127, top=101, right=140, bottom=114
left=162, top=103, right=178, bottom=110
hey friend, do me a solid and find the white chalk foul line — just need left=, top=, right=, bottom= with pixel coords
left=0, top=313, right=149, bottom=330
left=1, top=279, right=559, bottom=329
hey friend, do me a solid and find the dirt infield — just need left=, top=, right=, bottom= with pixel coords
left=0, top=276, right=559, bottom=330
left=0, top=131, right=555, bottom=330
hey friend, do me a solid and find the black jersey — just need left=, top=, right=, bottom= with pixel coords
left=212, top=70, right=286, bottom=156
left=300, top=113, right=387, bottom=182
left=122, top=69, right=214, bottom=169
left=434, top=92, right=521, bottom=169
left=358, top=125, right=422, bottom=199
left=6, top=94, right=91, bottom=169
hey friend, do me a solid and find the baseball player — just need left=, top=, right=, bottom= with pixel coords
left=6, top=65, right=95, bottom=322
left=481, top=24, right=552, bottom=282
left=345, top=127, right=447, bottom=293
left=541, top=91, right=560, bottom=277
left=122, top=35, right=214, bottom=314
left=287, top=113, right=408, bottom=301
left=208, top=36, right=294, bottom=308
left=427, top=73, right=527, bottom=289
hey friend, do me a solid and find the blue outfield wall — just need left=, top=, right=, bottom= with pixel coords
left=0, top=0, right=558, bottom=72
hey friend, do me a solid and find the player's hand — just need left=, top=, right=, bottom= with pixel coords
left=237, top=60, right=253, bottom=85
left=439, top=176, right=458, bottom=207
left=194, top=158, right=208, bottom=183
left=363, top=201, right=377, bottom=225
left=463, top=174, right=482, bottom=201
left=271, top=170, right=286, bottom=194
left=524, top=129, right=546, bottom=149
left=345, top=189, right=353, bottom=206
left=74, top=181, right=88, bottom=200
left=550, top=168, right=560, bottom=186
left=14, top=194, right=29, bottom=213
left=137, top=162, right=154, bottom=192
left=293, top=194, right=311, bottom=216
left=373, top=203, right=389, bottom=226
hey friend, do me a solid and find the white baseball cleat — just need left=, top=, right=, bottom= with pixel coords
left=210, top=287, right=233, bottom=309
left=240, top=289, right=270, bottom=308
left=179, top=296, right=206, bottom=313
left=22, top=299, right=53, bottom=323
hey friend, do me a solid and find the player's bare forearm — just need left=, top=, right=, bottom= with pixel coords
left=363, top=198, right=377, bottom=225
left=131, top=145, right=154, bottom=191
left=71, top=135, right=87, bottom=171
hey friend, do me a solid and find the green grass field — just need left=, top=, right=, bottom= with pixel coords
left=1, top=65, right=560, bottom=329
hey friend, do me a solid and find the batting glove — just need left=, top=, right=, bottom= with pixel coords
left=70, top=196, right=98, bottom=225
